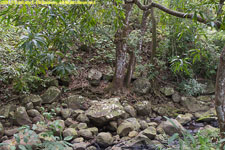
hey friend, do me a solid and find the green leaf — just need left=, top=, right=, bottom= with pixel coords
left=64, top=136, right=73, bottom=141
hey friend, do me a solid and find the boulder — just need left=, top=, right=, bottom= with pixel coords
left=76, top=113, right=90, bottom=123
left=197, top=95, right=212, bottom=102
left=41, top=86, right=60, bottom=104
left=61, top=108, right=72, bottom=119
left=194, top=108, right=217, bottom=122
left=23, top=94, right=42, bottom=106
left=78, top=129, right=93, bottom=139
left=0, top=122, right=4, bottom=138
left=96, top=132, right=113, bottom=147
left=140, top=126, right=157, bottom=140
left=134, top=101, right=151, bottom=116
left=63, top=128, right=78, bottom=139
left=14, top=107, right=32, bottom=126
left=87, top=69, right=102, bottom=86
left=172, top=92, right=181, bottom=103
left=88, top=127, right=98, bottom=136
left=27, top=109, right=41, bottom=118
left=157, top=119, right=185, bottom=136
left=181, top=96, right=210, bottom=112
left=128, top=131, right=138, bottom=138
left=0, top=104, right=14, bottom=118
left=124, top=105, right=137, bottom=117
left=77, top=123, right=88, bottom=130
left=133, top=78, right=151, bottom=95
left=160, top=86, right=174, bottom=96
left=139, top=120, right=148, bottom=130
left=85, top=98, right=125, bottom=126
left=117, top=122, right=135, bottom=137
left=72, top=142, right=89, bottom=150
left=176, top=113, right=193, bottom=125
left=51, top=120, right=65, bottom=135
left=65, top=95, right=89, bottom=110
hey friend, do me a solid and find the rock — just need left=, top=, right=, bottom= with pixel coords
left=15, top=130, right=41, bottom=147
left=124, top=105, right=137, bottom=117
left=14, top=107, right=32, bottom=126
left=176, top=113, right=193, bottom=125
left=25, top=102, right=34, bottom=110
left=140, top=127, right=157, bottom=140
left=63, top=128, right=78, bottom=139
left=158, top=119, right=185, bottom=136
left=197, top=95, right=212, bottom=102
left=117, top=122, right=134, bottom=137
left=32, top=115, right=44, bottom=124
left=72, top=137, right=84, bottom=143
left=139, top=120, right=148, bottom=130
left=23, top=94, right=42, bottom=106
left=51, top=120, right=65, bottom=135
left=133, top=78, right=151, bottom=95
left=65, top=118, right=78, bottom=127
left=123, top=118, right=141, bottom=131
left=76, top=113, right=90, bottom=123
left=27, top=109, right=41, bottom=118
left=65, top=95, right=89, bottom=110
left=160, top=86, right=174, bottom=96
left=96, top=132, right=113, bottom=147
left=134, top=101, right=151, bottom=116
left=109, top=121, right=117, bottom=131
left=128, top=131, right=138, bottom=138
left=61, top=108, right=72, bottom=119
left=181, top=96, right=210, bottom=112
left=124, top=134, right=152, bottom=148
left=78, top=129, right=93, bottom=139
left=85, top=98, right=125, bottom=126
left=194, top=108, right=217, bottom=122
left=87, top=69, right=102, bottom=86
left=77, top=123, right=88, bottom=130
left=72, top=142, right=89, bottom=150
left=46, top=77, right=59, bottom=87
left=0, top=122, right=4, bottom=138
left=41, top=86, right=60, bottom=104
left=200, top=125, right=219, bottom=136
left=4, top=128, right=18, bottom=136
left=172, top=92, right=181, bottom=103
left=148, top=122, right=158, bottom=127
left=33, top=122, right=48, bottom=133
left=86, top=146, right=97, bottom=150
left=0, top=104, right=14, bottom=118
left=88, top=127, right=98, bottom=136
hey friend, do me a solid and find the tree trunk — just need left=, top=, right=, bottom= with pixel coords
left=150, top=6, right=157, bottom=63
left=215, top=46, right=225, bottom=150
left=125, top=50, right=136, bottom=87
left=112, top=3, right=133, bottom=92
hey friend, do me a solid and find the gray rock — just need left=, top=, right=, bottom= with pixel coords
left=194, top=108, right=217, bottom=122
left=85, top=98, right=125, bottom=126
left=14, top=106, right=32, bottom=126
left=197, top=95, right=211, bottom=102
left=72, top=137, right=84, bottom=143
left=88, top=127, right=98, bottom=136
left=0, top=104, right=14, bottom=118
left=117, top=122, right=134, bottom=137
left=41, top=86, right=60, bottom=104
left=78, top=129, right=93, bottom=139
left=88, top=69, right=102, bottom=86
left=139, top=120, right=148, bottom=130
left=133, top=78, right=151, bottom=95
left=172, top=92, right=181, bottom=103
left=72, top=142, right=89, bottom=150
left=61, top=108, right=72, bottom=119
left=124, top=105, right=137, bottom=117
left=0, top=122, right=4, bottom=138
left=23, top=94, right=42, bottom=106
left=77, top=123, right=88, bottom=130
left=181, top=96, right=210, bottom=112
left=128, top=131, right=138, bottom=138
left=86, top=146, right=97, bottom=150
left=4, top=128, right=18, bottom=136
left=124, top=118, right=141, bottom=131
left=176, top=113, right=193, bottom=125
left=25, top=102, right=34, bottom=110
left=160, top=87, right=174, bottom=96
left=134, top=101, right=151, bottom=116
left=65, top=118, right=78, bottom=127
left=140, top=127, right=157, bottom=140
left=65, top=95, right=89, bottom=110
left=109, top=121, right=117, bottom=131
left=96, top=132, right=113, bottom=147
left=77, top=113, right=90, bottom=123
left=27, top=109, right=41, bottom=118
left=51, top=120, right=65, bottom=135
left=157, top=119, right=185, bottom=136
left=63, top=128, right=78, bottom=139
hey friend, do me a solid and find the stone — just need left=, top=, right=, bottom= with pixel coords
left=14, top=130, right=41, bottom=147
left=78, top=129, right=93, bottom=139
left=109, top=121, right=117, bottom=131
left=124, top=105, right=136, bottom=117
left=123, top=118, right=141, bottom=131
left=117, top=122, right=134, bottom=137
left=200, top=125, right=219, bottom=136
left=87, top=69, right=102, bottom=86
left=85, top=98, right=125, bottom=126
left=128, top=131, right=138, bottom=138
left=197, top=95, right=211, bottom=102
left=65, top=118, right=78, bottom=127
left=96, top=132, right=113, bottom=147
left=160, top=86, right=174, bottom=96
left=181, top=96, right=210, bottom=112
left=27, top=109, right=41, bottom=118
left=139, top=120, right=148, bottom=130
left=76, top=113, right=90, bottom=123
left=63, top=128, right=78, bottom=139
left=134, top=101, right=151, bottom=116
left=88, top=127, right=98, bottom=136
left=172, top=92, right=181, bottom=103
left=51, top=120, right=65, bottom=135
left=194, top=108, right=217, bottom=122
left=140, top=127, right=157, bottom=140
left=86, top=146, right=97, bottom=150
left=14, top=106, right=32, bottom=126
left=23, top=94, right=42, bottom=106
left=4, top=128, right=18, bottom=136
left=77, top=123, right=88, bottom=130
left=65, top=95, right=89, bottom=110
left=61, top=108, right=72, bottom=119
left=176, top=113, right=193, bottom=125
left=0, top=122, right=4, bottom=138
left=157, top=119, right=185, bottom=136
left=25, top=102, right=34, bottom=110
left=133, top=78, right=151, bottom=95
left=72, top=137, right=84, bottom=143
left=0, top=104, right=13, bottom=118
left=72, top=142, right=89, bottom=150
left=41, top=86, right=60, bottom=104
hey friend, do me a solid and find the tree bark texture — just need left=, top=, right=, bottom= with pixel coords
left=150, top=6, right=157, bottom=63
left=215, top=46, right=225, bottom=150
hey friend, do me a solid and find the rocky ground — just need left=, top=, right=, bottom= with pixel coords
left=0, top=69, right=218, bottom=150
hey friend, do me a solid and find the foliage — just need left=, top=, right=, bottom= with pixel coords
left=178, top=79, right=206, bottom=96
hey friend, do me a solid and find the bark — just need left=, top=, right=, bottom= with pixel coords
left=150, top=5, right=156, bottom=63
left=112, top=3, right=133, bottom=91
left=215, top=46, right=225, bottom=150
left=125, top=50, right=136, bottom=87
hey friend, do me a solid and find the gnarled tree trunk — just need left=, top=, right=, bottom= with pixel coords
left=215, top=46, right=225, bottom=149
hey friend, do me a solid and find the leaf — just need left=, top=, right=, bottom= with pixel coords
left=64, top=136, right=73, bottom=141
left=168, top=133, right=179, bottom=145
left=18, top=145, right=27, bottom=150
